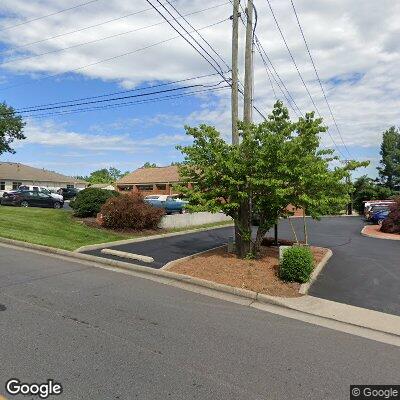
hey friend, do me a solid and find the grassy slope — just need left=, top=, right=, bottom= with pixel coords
left=0, top=207, right=131, bottom=251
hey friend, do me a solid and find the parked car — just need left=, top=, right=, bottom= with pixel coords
left=363, top=200, right=394, bottom=218
left=370, top=209, right=390, bottom=225
left=144, top=196, right=187, bottom=215
left=144, top=194, right=186, bottom=203
left=57, top=187, right=80, bottom=200
left=1, top=190, right=64, bottom=209
left=365, top=204, right=390, bottom=221
left=18, top=185, right=63, bottom=201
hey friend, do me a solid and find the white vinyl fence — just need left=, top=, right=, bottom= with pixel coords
left=159, top=212, right=232, bottom=229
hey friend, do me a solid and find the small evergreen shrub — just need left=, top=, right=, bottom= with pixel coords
left=100, top=193, right=164, bottom=230
left=381, top=197, right=400, bottom=234
left=279, top=245, right=314, bottom=283
left=70, top=188, right=119, bottom=217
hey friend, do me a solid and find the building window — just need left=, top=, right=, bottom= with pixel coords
left=67, top=184, right=74, bottom=189
left=12, top=182, right=22, bottom=190
left=156, top=184, right=167, bottom=190
left=118, top=185, right=133, bottom=191
left=137, top=185, right=153, bottom=191
left=0, top=182, right=5, bottom=191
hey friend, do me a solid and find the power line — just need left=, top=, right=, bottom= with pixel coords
left=15, top=82, right=225, bottom=114
left=0, top=18, right=229, bottom=92
left=0, top=0, right=101, bottom=33
left=265, top=0, right=345, bottom=158
left=265, top=0, right=320, bottom=115
left=290, top=0, right=352, bottom=158
left=145, top=0, right=227, bottom=75
left=230, top=0, right=302, bottom=117
left=255, top=37, right=301, bottom=116
left=0, top=0, right=180, bottom=57
left=146, top=0, right=267, bottom=119
left=0, top=3, right=229, bottom=67
left=16, top=72, right=222, bottom=111
left=164, top=0, right=231, bottom=71
left=19, top=86, right=230, bottom=119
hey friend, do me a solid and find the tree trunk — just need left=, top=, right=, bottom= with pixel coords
left=303, top=208, right=308, bottom=245
left=235, top=200, right=252, bottom=258
left=288, top=217, right=299, bottom=243
left=253, top=226, right=268, bottom=255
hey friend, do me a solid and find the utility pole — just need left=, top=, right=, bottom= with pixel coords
left=236, top=0, right=254, bottom=257
left=231, top=0, right=239, bottom=145
left=243, top=0, right=254, bottom=124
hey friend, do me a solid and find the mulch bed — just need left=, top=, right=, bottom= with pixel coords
left=168, top=245, right=329, bottom=298
left=363, top=224, right=400, bottom=241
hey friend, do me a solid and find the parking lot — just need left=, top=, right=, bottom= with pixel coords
left=81, top=216, right=400, bottom=316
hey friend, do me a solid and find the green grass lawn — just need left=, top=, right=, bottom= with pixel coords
left=0, top=207, right=132, bottom=251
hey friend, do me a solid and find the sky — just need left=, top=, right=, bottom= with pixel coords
left=0, top=0, right=398, bottom=178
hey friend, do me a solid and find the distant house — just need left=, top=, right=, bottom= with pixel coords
left=116, top=165, right=185, bottom=195
left=0, top=162, right=87, bottom=194
left=88, top=183, right=115, bottom=191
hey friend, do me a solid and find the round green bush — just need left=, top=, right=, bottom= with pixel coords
left=279, top=245, right=314, bottom=283
left=70, top=188, right=119, bottom=218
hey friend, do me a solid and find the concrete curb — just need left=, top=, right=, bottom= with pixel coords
left=74, top=223, right=234, bottom=253
left=299, top=249, right=333, bottom=294
left=1, top=236, right=399, bottom=339
left=101, top=248, right=154, bottom=263
left=361, top=226, right=400, bottom=241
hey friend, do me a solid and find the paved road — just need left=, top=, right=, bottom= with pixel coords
left=83, top=226, right=234, bottom=268
left=0, top=245, right=399, bottom=399
left=83, top=217, right=400, bottom=316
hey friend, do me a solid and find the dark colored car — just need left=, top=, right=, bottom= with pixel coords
left=144, top=196, right=187, bottom=215
left=57, top=187, right=80, bottom=200
left=370, top=209, right=389, bottom=225
left=1, top=190, right=64, bottom=209
left=366, top=205, right=390, bottom=221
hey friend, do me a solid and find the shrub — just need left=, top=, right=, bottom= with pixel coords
left=71, top=188, right=119, bottom=218
left=279, top=245, right=314, bottom=283
left=100, top=193, right=165, bottom=230
left=381, top=196, right=400, bottom=234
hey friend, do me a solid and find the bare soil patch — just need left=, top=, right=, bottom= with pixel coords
left=168, top=245, right=329, bottom=297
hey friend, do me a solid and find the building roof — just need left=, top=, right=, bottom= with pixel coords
left=0, top=162, right=87, bottom=184
left=116, top=166, right=180, bottom=185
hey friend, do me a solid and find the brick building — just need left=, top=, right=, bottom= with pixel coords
left=115, top=166, right=184, bottom=196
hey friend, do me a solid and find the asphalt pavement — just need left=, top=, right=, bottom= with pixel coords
left=0, top=245, right=399, bottom=399
left=83, top=226, right=235, bottom=268
left=82, top=217, right=400, bottom=316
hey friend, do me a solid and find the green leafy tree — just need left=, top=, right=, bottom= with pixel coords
left=352, top=175, right=394, bottom=213
left=79, top=167, right=128, bottom=184
left=378, top=126, right=400, bottom=189
left=178, top=101, right=367, bottom=257
left=142, top=162, right=157, bottom=168
left=0, top=102, right=26, bottom=155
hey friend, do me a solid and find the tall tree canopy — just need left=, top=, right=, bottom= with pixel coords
left=0, top=102, right=25, bottom=155
left=378, top=126, right=400, bottom=190
left=77, top=167, right=128, bottom=184
left=142, top=162, right=157, bottom=168
left=178, top=101, right=367, bottom=258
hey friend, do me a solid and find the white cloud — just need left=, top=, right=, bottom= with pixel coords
left=0, top=0, right=399, bottom=154
left=21, top=119, right=191, bottom=152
